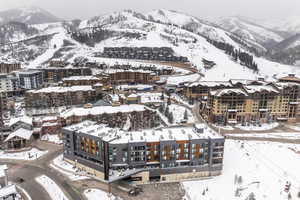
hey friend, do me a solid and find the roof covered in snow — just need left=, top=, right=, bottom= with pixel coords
left=63, top=121, right=223, bottom=144
left=0, top=185, right=17, bottom=198
left=210, top=88, right=248, bottom=97
left=62, top=76, right=100, bottom=81
left=27, top=86, right=95, bottom=94
left=4, top=128, right=33, bottom=142
left=188, top=81, right=232, bottom=88
left=8, top=115, right=33, bottom=127
left=60, top=104, right=148, bottom=118
left=243, top=85, right=279, bottom=94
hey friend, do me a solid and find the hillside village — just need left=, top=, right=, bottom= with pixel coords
left=0, top=6, right=299, bottom=200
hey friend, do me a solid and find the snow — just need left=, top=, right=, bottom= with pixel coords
left=216, top=16, right=284, bottom=44
left=4, top=128, right=33, bottom=142
left=41, top=134, right=63, bottom=145
left=36, top=175, right=69, bottom=200
left=170, top=94, right=194, bottom=108
left=168, top=104, right=194, bottom=124
left=0, top=185, right=18, bottom=198
left=212, top=124, right=234, bottom=131
left=227, top=132, right=300, bottom=140
left=84, top=188, right=122, bottom=200
left=0, top=148, right=47, bottom=160
left=26, top=25, right=67, bottom=68
left=28, top=85, right=94, bottom=93
left=50, top=154, right=87, bottom=181
left=137, top=92, right=163, bottom=104
left=0, top=165, right=7, bottom=178
left=60, top=104, right=147, bottom=119
left=166, top=73, right=201, bottom=86
left=287, top=125, right=300, bottom=132
left=235, top=122, right=279, bottom=131
left=183, top=140, right=300, bottom=200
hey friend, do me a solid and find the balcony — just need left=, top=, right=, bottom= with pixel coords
left=259, top=108, right=268, bottom=112
left=227, top=109, right=237, bottom=112
left=289, top=102, right=299, bottom=105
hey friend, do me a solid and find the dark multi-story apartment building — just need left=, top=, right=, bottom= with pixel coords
left=106, top=69, right=154, bottom=85
left=37, top=67, right=92, bottom=83
left=62, top=76, right=102, bottom=87
left=63, top=121, right=224, bottom=183
left=18, top=71, right=44, bottom=90
left=0, top=63, right=21, bottom=74
left=25, top=86, right=96, bottom=110
left=100, top=47, right=189, bottom=63
left=59, top=104, right=159, bottom=130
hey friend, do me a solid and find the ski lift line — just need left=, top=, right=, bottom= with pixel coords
left=241, top=141, right=300, bottom=189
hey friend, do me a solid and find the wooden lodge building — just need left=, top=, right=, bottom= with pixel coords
left=202, top=75, right=300, bottom=124
left=59, top=104, right=160, bottom=130
left=0, top=62, right=21, bottom=74
left=25, top=86, right=97, bottom=111
left=106, top=69, right=155, bottom=85
left=37, top=67, right=92, bottom=83
left=62, top=76, right=102, bottom=87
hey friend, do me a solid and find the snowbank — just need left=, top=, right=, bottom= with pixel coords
left=0, top=148, right=47, bottom=160
left=50, top=154, right=87, bottom=181
left=84, top=188, right=122, bottom=200
left=41, top=134, right=63, bottom=145
left=36, top=175, right=69, bottom=200
left=235, top=122, right=279, bottom=131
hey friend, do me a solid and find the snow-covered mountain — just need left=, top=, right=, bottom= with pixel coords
left=0, top=9, right=299, bottom=81
left=215, top=16, right=287, bottom=49
left=0, top=7, right=61, bottom=25
left=259, top=16, right=300, bottom=35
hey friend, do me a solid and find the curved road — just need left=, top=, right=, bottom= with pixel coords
left=0, top=142, right=84, bottom=200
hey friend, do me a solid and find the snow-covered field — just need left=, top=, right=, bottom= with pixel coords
left=235, top=122, right=279, bottom=131
left=183, top=140, right=300, bottom=200
left=0, top=148, right=47, bottom=160
left=50, top=154, right=87, bottom=181
left=36, top=175, right=69, bottom=200
left=169, top=104, right=194, bottom=124
left=84, top=188, right=122, bottom=200
left=41, top=134, right=63, bottom=145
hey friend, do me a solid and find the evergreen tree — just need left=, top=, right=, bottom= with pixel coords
left=167, top=96, right=171, bottom=105
left=168, top=112, right=174, bottom=124
left=184, top=109, right=188, bottom=120
left=165, top=106, right=169, bottom=117
left=161, top=92, right=164, bottom=100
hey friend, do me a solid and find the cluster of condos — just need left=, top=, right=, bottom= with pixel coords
left=63, top=121, right=224, bottom=184
left=99, top=47, right=189, bottom=63
left=183, top=74, right=300, bottom=124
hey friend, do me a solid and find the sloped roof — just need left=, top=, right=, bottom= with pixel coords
left=0, top=185, right=17, bottom=198
left=210, top=88, right=248, bottom=97
left=4, top=128, right=33, bottom=142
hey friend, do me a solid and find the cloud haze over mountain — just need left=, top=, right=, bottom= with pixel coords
left=1, top=0, right=300, bottom=20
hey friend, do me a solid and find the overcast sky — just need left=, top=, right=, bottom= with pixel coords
left=1, top=0, right=300, bottom=20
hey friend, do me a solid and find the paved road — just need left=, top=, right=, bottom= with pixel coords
left=0, top=141, right=84, bottom=200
